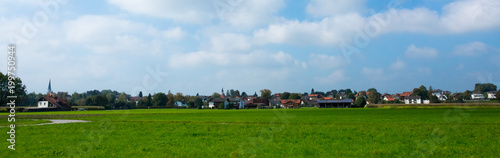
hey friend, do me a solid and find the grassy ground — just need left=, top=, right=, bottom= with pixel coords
left=0, top=108, right=499, bottom=157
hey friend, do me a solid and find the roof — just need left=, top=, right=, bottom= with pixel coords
left=400, top=92, right=413, bottom=97
left=405, top=96, right=421, bottom=100
left=209, top=98, right=228, bottom=103
left=280, top=99, right=301, bottom=104
left=317, top=99, right=353, bottom=103
left=129, top=97, right=143, bottom=101
left=308, top=94, right=322, bottom=97
left=323, top=97, right=334, bottom=100
left=249, top=98, right=269, bottom=104
left=384, top=95, right=395, bottom=101
left=38, top=95, right=71, bottom=108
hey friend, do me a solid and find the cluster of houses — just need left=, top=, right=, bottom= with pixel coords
left=30, top=80, right=498, bottom=111
left=380, top=89, right=497, bottom=104
left=201, top=90, right=354, bottom=109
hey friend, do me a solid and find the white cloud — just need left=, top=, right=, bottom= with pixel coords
left=405, top=44, right=438, bottom=58
left=210, top=33, right=251, bottom=52
left=453, top=41, right=488, bottom=56
left=222, top=0, right=285, bottom=28
left=307, top=0, right=366, bottom=17
left=390, top=58, right=406, bottom=69
left=315, top=70, right=348, bottom=84
left=253, top=13, right=365, bottom=46
left=162, top=27, right=186, bottom=40
left=168, top=50, right=300, bottom=68
left=441, top=0, right=500, bottom=33
left=107, top=0, right=214, bottom=23
left=308, top=54, right=346, bottom=69
left=383, top=0, right=500, bottom=34
left=63, top=15, right=175, bottom=54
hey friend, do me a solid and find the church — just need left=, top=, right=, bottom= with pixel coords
left=28, top=80, right=71, bottom=112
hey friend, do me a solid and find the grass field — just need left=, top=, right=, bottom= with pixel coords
left=0, top=108, right=499, bottom=157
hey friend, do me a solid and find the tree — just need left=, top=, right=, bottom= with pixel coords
left=280, top=92, right=291, bottom=100
left=230, top=89, right=235, bottom=98
left=0, top=72, right=27, bottom=106
left=346, top=89, right=353, bottom=95
left=289, top=93, right=301, bottom=99
left=428, top=86, right=439, bottom=103
left=367, top=88, right=381, bottom=104
left=413, top=85, right=429, bottom=100
left=106, top=93, right=116, bottom=107
left=194, top=97, right=203, bottom=109
left=211, top=92, right=221, bottom=98
left=355, top=96, right=366, bottom=107
left=138, top=91, right=143, bottom=97
left=311, top=88, right=315, bottom=94
left=174, top=92, right=184, bottom=102
left=260, top=89, right=272, bottom=100
left=234, top=90, right=240, bottom=97
left=166, top=91, right=174, bottom=107
left=241, top=92, right=248, bottom=97
left=474, top=83, right=497, bottom=93
left=152, top=93, right=168, bottom=107
left=146, top=93, right=153, bottom=107
left=496, top=90, right=500, bottom=103
left=253, top=92, right=258, bottom=97
left=347, top=93, right=356, bottom=100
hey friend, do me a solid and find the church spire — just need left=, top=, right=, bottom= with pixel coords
left=47, top=79, right=52, bottom=94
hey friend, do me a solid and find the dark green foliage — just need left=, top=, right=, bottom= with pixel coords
left=289, top=93, right=301, bottom=99
left=260, top=89, right=272, bottom=100
left=355, top=96, right=366, bottom=107
left=0, top=72, right=27, bottom=106
left=152, top=93, right=168, bottom=107
left=280, top=92, right=290, bottom=99
left=474, top=83, right=497, bottom=93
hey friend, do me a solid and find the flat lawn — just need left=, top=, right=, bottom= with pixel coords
left=0, top=108, right=499, bottom=157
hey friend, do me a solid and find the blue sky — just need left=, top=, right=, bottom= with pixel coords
left=1, top=0, right=499, bottom=96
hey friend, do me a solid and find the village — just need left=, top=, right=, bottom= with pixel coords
left=23, top=80, right=499, bottom=112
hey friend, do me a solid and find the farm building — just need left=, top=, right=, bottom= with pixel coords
left=280, top=99, right=301, bottom=109
left=317, top=99, right=353, bottom=108
left=404, top=96, right=422, bottom=104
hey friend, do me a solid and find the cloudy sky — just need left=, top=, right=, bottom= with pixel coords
left=1, top=0, right=499, bottom=96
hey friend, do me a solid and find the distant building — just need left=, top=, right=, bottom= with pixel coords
left=471, top=93, right=485, bottom=100
left=317, top=99, right=353, bottom=108
left=404, top=96, right=422, bottom=104
left=281, top=99, right=301, bottom=109
left=487, top=91, right=497, bottom=99
left=27, top=80, right=71, bottom=112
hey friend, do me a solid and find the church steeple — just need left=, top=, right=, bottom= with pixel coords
left=47, top=79, right=53, bottom=94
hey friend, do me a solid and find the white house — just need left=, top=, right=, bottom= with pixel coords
left=487, top=91, right=497, bottom=99
left=471, top=93, right=485, bottom=100
left=405, top=96, right=422, bottom=104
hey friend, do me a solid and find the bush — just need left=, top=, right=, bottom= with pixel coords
left=257, top=104, right=262, bottom=109
left=218, top=103, right=224, bottom=109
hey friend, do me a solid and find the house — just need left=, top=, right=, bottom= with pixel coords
left=471, top=93, right=485, bottom=100
left=399, top=92, right=413, bottom=100
left=317, top=99, right=353, bottom=108
left=129, top=97, right=143, bottom=104
left=383, top=95, right=395, bottom=102
left=174, top=101, right=187, bottom=107
left=26, top=80, right=71, bottom=112
left=432, top=89, right=449, bottom=101
left=30, top=95, right=71, bottom=111
left=208, top=98, right=229, bottom=109
left=308, top=94, right=323, bottom=101
left=228, top=98, right=245, bottom=109
left=487, top=91, right=497, bottom=99
left=245, top=98, right=269, bottom=109
left=404, top=96, right=422, bottom=104
left=280, top=99, right=301, bottom=109
left=269, top=100, right=282, bottom=108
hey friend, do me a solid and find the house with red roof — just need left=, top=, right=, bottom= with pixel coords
left=280, top=99, right=301, bottom=109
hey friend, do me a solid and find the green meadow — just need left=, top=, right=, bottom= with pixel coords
left=0, top=108, right=499, bottom=157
